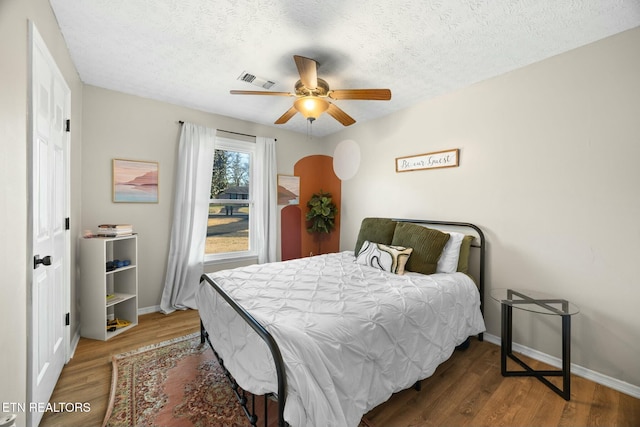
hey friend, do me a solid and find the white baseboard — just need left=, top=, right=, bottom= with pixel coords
left=138, top=305, right=161, bottom=315
left=68, top=329, right=81, bottom=360
left=484, top=333, right=640, bottom=399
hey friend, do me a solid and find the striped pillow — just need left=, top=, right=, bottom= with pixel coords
left=355, top=240, right=413, bottom=275
left=391, top=222, right=450, bottom=275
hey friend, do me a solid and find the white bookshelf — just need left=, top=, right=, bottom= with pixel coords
left=80, top=234, right=138, bottom=340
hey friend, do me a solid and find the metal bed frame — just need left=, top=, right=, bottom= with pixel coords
left=199, top=219, right=486, bottom=427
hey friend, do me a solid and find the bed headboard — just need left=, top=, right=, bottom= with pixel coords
left=391, top=218, right=486, bottom=320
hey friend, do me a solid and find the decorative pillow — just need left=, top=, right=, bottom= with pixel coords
left=356, top=240, right=413, bottom=275
left=391, top=222, right=450, bottom=275
left=457, top=235, right=475, bottom=274
left=436, top=231, right=466, bottom=274
left=354, top=217, right=398, bottom=256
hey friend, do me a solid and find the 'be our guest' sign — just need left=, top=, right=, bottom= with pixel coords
left=395, top=149, right=459, bottom=172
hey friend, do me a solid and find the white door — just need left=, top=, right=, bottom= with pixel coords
left=28, top=22, right=71, bottom=427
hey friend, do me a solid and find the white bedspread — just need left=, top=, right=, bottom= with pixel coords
left=196, top=251, right=485, bottom=427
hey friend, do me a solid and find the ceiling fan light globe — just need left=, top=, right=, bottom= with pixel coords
left=303, top=98, right=316, bottom=110
left=294, top=96, right=329, bottom=120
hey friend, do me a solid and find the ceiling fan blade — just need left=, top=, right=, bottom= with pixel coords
left=274, top=106, right=298, bottom=124
left=327, top=103, right=356, bottom=126
left=328, top=89, right=392, bottom=100
left=230, top=90, right=293, bottom=96
left=293, top=55, right=318, bottom=90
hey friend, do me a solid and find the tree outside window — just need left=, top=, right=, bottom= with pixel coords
left=206, top=141, right=254, bottom=258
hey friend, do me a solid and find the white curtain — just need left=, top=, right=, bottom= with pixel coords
left=254, top=137, right=278, bottom=263
left=160, top=122, right=215, bottom=314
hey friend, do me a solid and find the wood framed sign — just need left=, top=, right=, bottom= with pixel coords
left=395, top=149, right=459, bottom=172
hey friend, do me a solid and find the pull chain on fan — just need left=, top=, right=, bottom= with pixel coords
left=230, top=55, right=391, bottom=126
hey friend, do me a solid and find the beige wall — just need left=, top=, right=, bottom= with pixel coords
left=81, top=85, right=322, bottom=309
left=0, top=0, right=83, bottom=424
left=324, top=27, right=640, bottom=388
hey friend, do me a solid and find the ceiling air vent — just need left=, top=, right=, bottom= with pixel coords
left=237, top=71, right=275, bottom=89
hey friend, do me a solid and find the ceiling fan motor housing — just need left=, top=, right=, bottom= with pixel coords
left=295, top=78, right=330, bottom=96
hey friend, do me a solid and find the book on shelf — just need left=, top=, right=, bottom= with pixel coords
left=99, top=224, right=133, bottom=229
left=97, top=230, right=133, bottom=236
left=96, top=223, right=133, bottom=237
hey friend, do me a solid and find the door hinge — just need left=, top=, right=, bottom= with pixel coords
left=65, top=119, right=71, bottom=132
left=65, top=217, right=70, bottom=230
left=65, top=312, right=70, bottom=326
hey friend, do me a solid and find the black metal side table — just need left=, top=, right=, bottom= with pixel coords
left=490, top=288, right=580, bottom=400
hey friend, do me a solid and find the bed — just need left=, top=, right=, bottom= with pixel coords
left=196, top=218, right=486, bottom=427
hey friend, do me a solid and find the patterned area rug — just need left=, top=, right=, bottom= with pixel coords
left=103, top=333, right=373, bottom=427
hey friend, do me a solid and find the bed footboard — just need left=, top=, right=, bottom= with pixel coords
left=199, top=274, right=287, bottom=427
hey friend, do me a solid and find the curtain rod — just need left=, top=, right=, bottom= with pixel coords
left=178, top=121, right=275, bottom=141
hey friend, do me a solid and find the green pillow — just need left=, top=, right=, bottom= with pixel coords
left=457, top=235, right=475, bottom=274
left=391, top=222, right=450, bottom=275
left=354, top=218, right=397, bottom=255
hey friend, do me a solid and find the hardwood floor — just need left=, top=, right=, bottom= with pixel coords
left=40, top=310, right=201, bottom=427
left=41, top=310, right=640, bottom=427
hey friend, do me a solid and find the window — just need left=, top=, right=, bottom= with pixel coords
left=205, top=137, right=256, bottom=261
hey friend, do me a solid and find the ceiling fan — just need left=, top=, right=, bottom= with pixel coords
left=230, top=55, right=392, bottom=126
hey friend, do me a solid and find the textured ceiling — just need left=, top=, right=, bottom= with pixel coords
left=49, top=0, right=640, bottom=137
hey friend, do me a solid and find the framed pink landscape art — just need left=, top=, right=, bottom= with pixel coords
left=112, top=159, right=159, bottom=203
left=277, top=174, right=300, bottom=205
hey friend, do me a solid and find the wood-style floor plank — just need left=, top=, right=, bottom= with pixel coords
left=587, top=384, right=620, bottom=427
left=40, top=310, right=640, bottom=427
left=620, top=392, right=640, bottom=427
left=40, top=310, right=201, bottom=427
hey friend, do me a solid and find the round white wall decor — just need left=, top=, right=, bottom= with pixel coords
left=333, top=139, right=360, bottom=180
